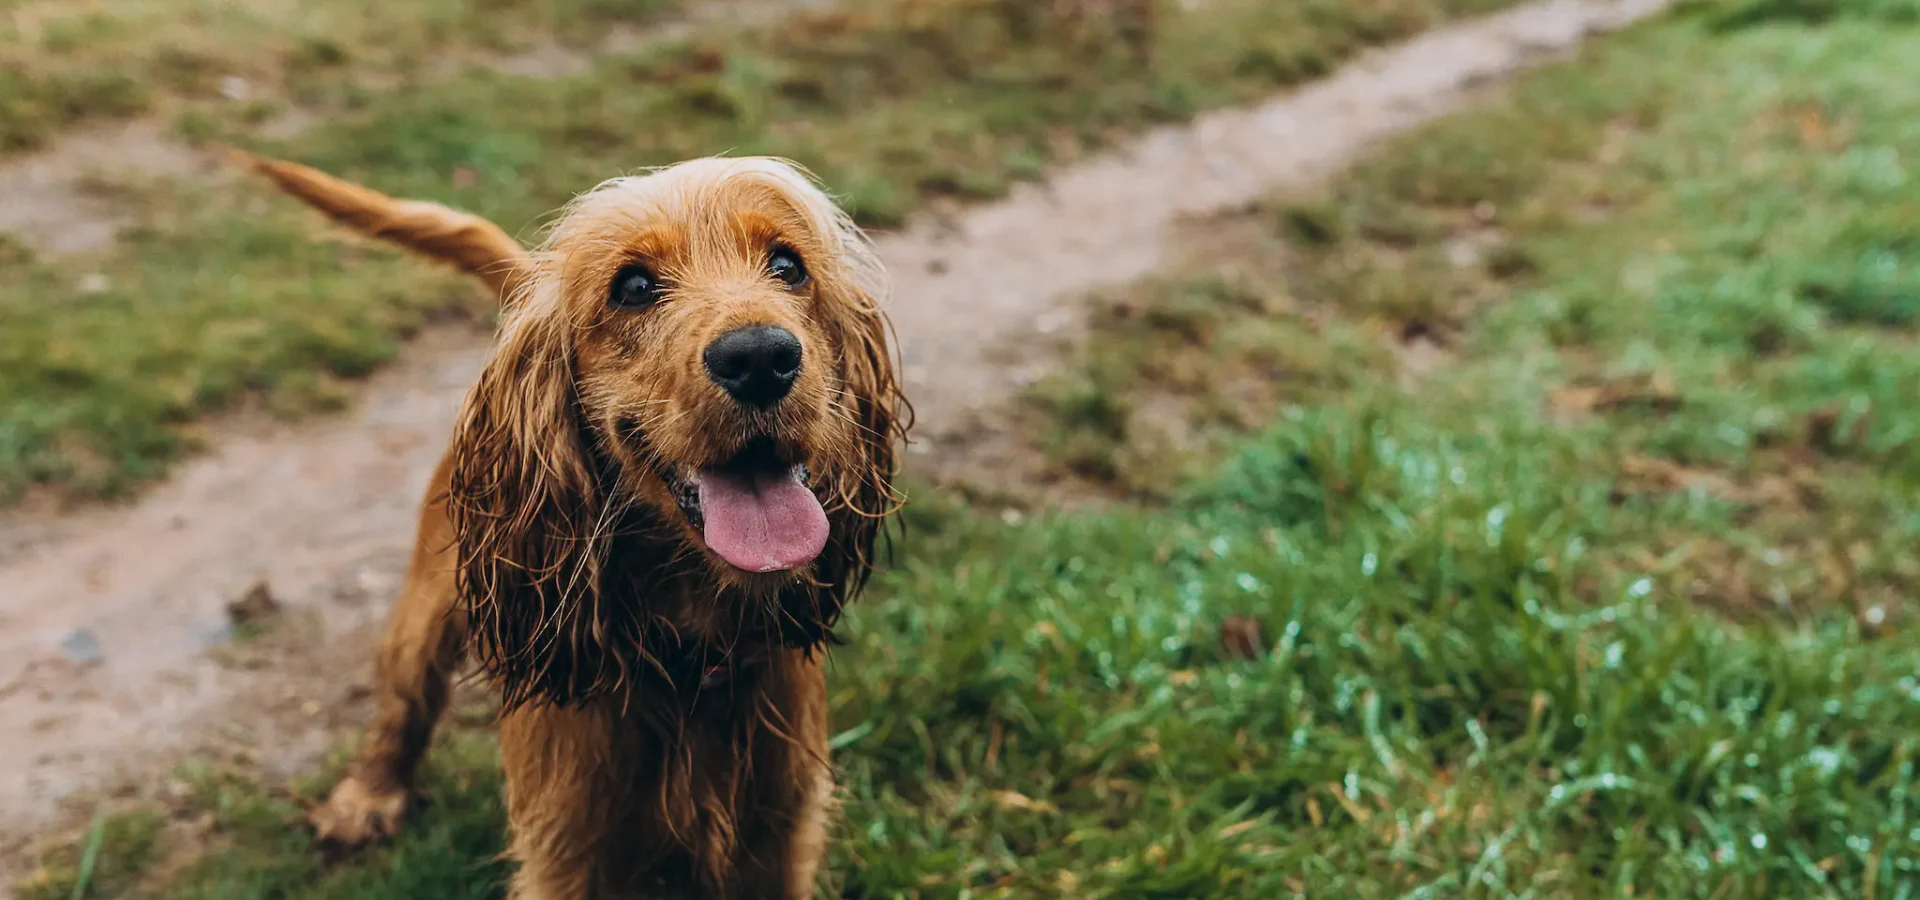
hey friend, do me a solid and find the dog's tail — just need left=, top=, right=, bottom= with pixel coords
left=230, top=148, right=533, bottom=303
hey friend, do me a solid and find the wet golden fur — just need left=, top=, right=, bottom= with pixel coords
left=242, top=152, right=906, bottom=898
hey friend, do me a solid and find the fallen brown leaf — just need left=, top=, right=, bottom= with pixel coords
left=1549, top=371, right=1680, bottom=416
left=226, top=579, right=281, bottom=627
left=991, top=790, right=1059, bottom=814
left=1220, top=615, right=1266, bottom=659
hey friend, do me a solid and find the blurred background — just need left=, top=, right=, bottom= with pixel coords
left=2, top=0, right=1917, bottom=896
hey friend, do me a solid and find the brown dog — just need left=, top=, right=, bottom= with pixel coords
left=242, top=152, right=907, bottom=898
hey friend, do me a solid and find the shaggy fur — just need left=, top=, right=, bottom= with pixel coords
left=243, top=152, right=907, bottom=898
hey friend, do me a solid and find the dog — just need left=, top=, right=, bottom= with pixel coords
left=239, top=151, right=908, bottom=898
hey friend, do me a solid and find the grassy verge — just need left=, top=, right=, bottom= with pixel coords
left=1023, top=234, right=1395, bottom=497
left=16, top=2, right=1920, bottom=898
left=0, top=0, right=683, bottom=153
left=0, top=0, right=1527, bottom=501
left=1028, top=0, right=1920, bottom=623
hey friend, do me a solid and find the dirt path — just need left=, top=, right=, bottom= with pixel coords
left=0, top=0, right=1671, bottom=861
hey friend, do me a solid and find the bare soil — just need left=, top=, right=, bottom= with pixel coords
left=0, top=0, right=1671, bottom=875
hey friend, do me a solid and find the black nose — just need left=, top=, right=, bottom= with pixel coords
left=704, top=325, right=803, bottom=408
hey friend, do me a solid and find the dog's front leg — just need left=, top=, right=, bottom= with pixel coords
left=728, top=767, right=834, bottom=899
left=728, top=651, right=835, bottom=900
left=498, top=702, right=635, bottom=900
left=311, top=486, right=467, bottom=851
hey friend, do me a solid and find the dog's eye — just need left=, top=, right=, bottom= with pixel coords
left=609, top=264, right=661, bottom=309
left=768, top=246, right=808, bottom=288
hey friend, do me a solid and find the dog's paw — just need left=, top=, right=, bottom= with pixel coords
left=308, top=775, right=410, bottom=855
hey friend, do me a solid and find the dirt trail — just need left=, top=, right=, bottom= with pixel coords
left=0, top=0, right=1670, bottom=857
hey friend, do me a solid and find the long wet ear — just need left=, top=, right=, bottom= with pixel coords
left=763, top=164, right=910, bottom=642
left=445, top=288, right=617, bottom=709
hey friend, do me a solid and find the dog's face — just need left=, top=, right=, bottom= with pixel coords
left=548, top=160, right=879, bottom=585
left=448, top=159, right=903, bottom=705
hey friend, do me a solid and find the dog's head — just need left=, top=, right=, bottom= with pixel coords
left=446, top=158, right=905, bottom=707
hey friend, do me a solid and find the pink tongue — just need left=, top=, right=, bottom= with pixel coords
left=696, top=467, right=829, bottom=572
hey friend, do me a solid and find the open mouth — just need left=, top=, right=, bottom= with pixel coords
left=661, top=439, right=828, bottom=574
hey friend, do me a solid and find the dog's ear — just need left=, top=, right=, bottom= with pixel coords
left=768, top=170, right=910, bottom=642
left=445, top=289, right=623, bottom=709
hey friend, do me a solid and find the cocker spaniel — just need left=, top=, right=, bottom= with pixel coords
left=240, top=151, right=907, bottom=898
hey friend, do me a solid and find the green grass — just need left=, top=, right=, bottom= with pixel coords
left=95, top=417, right=1920, bottom=896
left=16, top=2, right=1920, bottom=897
left=0, top=0, right=684, bottom=153
left=1028, top=0, right=1920, bottom=619
left=0, top=0, right=1530, bottom=502
left=14, top=810, right=165, bottom=900
left=1025, top=260, right=1393, bottom=497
